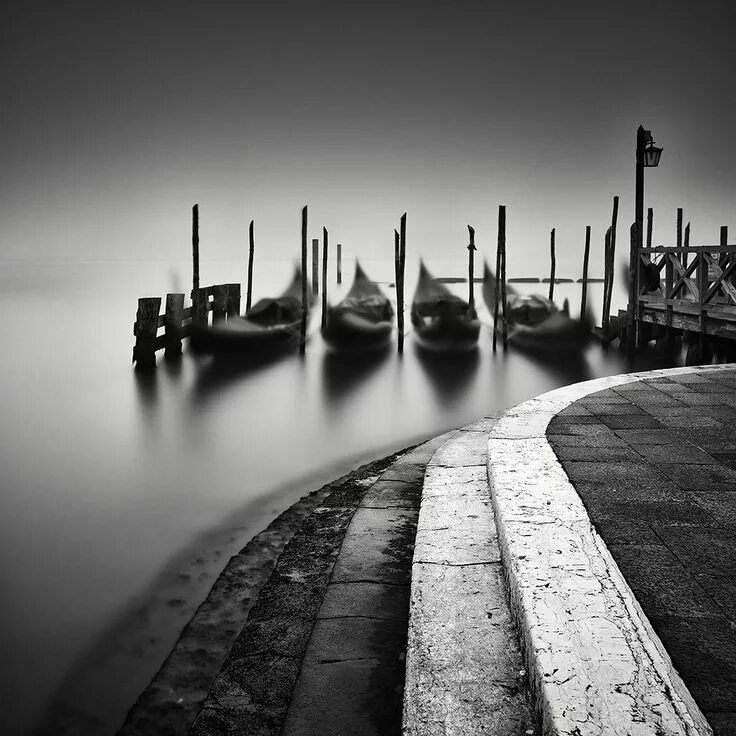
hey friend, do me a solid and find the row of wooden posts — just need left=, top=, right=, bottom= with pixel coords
left=135, top=198, right=711, bottom=369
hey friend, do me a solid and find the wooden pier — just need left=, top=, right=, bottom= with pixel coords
left=629, top=231, right=736, bottom=355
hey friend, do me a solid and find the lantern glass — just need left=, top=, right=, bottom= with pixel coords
left=643, top=144, right=662, bottom=167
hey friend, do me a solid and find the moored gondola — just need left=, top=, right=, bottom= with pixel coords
left=482, top=262, right=590, bottom=354
left=321, top=261, right=394, bottom=351
left=411, top=261, right=480, bottom=351
left=191, top=267, right=310, bottom=357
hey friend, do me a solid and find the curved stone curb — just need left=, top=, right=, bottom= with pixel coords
left=403, top=417, right=539, bottom=736
left=488, top=365, right=733, bottom=736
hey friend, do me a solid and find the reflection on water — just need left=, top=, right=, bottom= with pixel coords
left=320, top=347, right=392, bottom=405
left=413, top=343, right=481, bottom=407
left=0, top=260, right=668, bottom=735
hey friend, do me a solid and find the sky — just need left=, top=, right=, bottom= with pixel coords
left=2, top=0, right=734, bottom=277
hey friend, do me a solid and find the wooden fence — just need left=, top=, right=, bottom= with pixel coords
left=133, top=283, right=241, bottom=370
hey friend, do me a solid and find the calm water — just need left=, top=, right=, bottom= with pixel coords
left=0, top=258, right=650, bottom=734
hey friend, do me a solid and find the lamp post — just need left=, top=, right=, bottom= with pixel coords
left=627, top=124, right=662, bottom=354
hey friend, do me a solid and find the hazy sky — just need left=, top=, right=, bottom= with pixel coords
left=2, top=0, right=734, bottom=275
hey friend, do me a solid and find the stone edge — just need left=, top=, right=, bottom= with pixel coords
left=488, top=365, right=733, bottom=736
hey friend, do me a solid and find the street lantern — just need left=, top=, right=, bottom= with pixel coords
left=643, top=140, right=663, bottom=167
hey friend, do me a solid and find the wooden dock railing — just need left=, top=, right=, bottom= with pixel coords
left=133, top=283, right=241, bottom=370
left=635, top=234, right=736, bottom=351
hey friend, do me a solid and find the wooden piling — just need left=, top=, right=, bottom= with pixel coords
left=133, top=297, right=161, bottom=370
left=646, top=207, right=653, bottom=249
left=312, top=238, right=319, bottom=298
left=580, top=226, right=591, bottom=321
left=337, top=243, right=342, bottom=284
left=394, top=229, right=401, bottom=349
left=676, top=208, right=683, bottom=248
left=626, top=222, right=638, bottom=354
left=684, top=222, right=691, bottom=249
left=493, top=206, right=504, bottom=352
left=500, top=208, right=508, bottom=351
left=192, top=204, right=200, bottom=295
left=192, top=288, right=209, bottom=328
left=246, top=219, right=254, bottom=313
left=321, top=227, right=328, bottom=330
left=719, top=226, right=729, bottom=270
left=606, top=195, right=619, bottom=337
left=164, top=293, right=185, bottom=359
left=300, top=206, right=308, bottom=354
left=467, top=225, right=476, bottom=313
left=398, top=213, right=407, bottom=354
left=212, top=284, right=228, bottom=323
left=226, top=283, right=241, bottom=317
left=610, top=195, right=619, bottom=276
left=602, top=227, right=613, bottom=334
left=548, top=227, right=556, bottom=301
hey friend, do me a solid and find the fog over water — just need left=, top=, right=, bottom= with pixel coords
left=0, top=255, right=667, bottom=734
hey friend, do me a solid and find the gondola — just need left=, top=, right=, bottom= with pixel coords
left=482, top=262, right=590, bottom=354
left=411, top=261, right=480, bottom=351
left=190, top=267, right=310, bottom=357
left=321, top=261, right=394, bottom=351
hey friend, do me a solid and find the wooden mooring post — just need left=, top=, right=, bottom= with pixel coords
left=337, top=243, right=342, bottom=284
left=493, top=205, right=508, bottom=351
left=398, top=213, right=407, bottom=354
left=548, top=227, right=556, bottom=301
left=321, top=227, right=329, bottom=330
left=467, top=225, right=476, bottom=313
left=580, top=225, right=591, bottom=321
left=300, top=206, right=308, bottom=354
left=192, top=204, right=200, bottom=294
left=601, top=226, right=613, bottom=335
left=246, top=219, right=255, bottom=313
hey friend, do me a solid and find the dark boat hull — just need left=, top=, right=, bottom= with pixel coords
left=322, top=311, right=393, bottom=351
left=482, top=262, right=589, bottom=355
left=190, top=267, right=309, bottom=358
left=411, top=262, right=480, bottom=352
left=190, top=318, right=302, bottom=357
left=411, top=313, right=480, bottom=352
left=321, top=262, right=394, bottom=352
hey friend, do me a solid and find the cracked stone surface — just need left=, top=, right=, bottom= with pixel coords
left=548, top=367, right=736, bottom=735
left=488, top=365, right=731, bottom=736
left=403, top=422, right=540, bottom=736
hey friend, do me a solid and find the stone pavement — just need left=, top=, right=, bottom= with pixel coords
left=187, top=432, right=537, bottom=736
left=547, top=368, right=736, bottom=736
